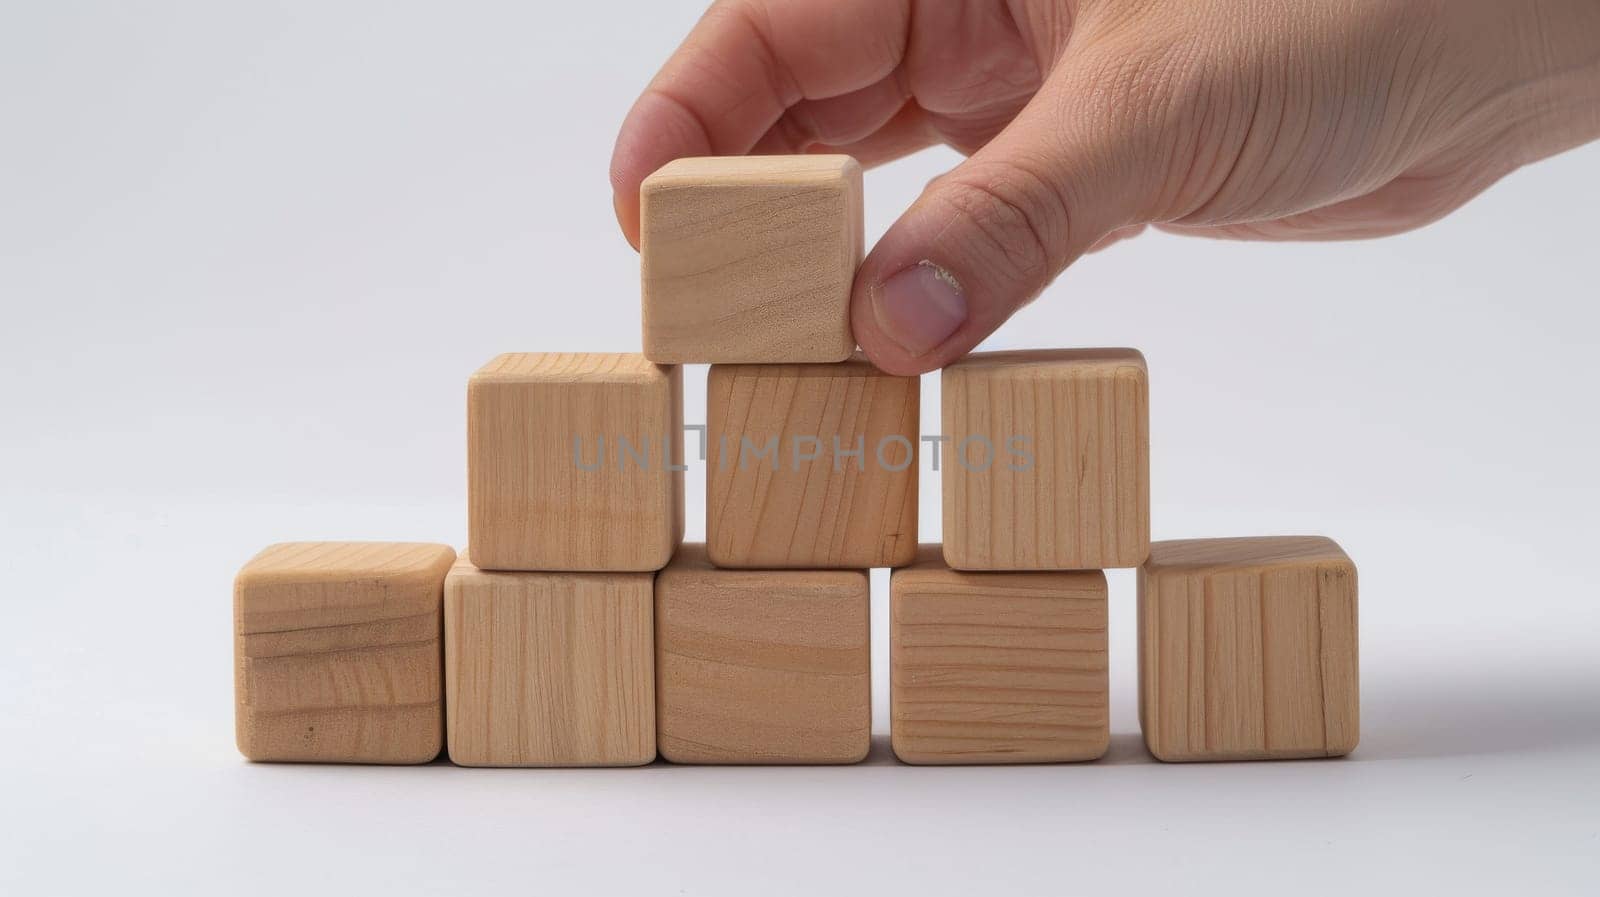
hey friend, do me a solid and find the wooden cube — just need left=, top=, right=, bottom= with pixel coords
left=233, top=542, right=454, bottom=764
left=655, top=545, right=870, bottom=764
left=1138, top=536, right=1359, bottom=762
left=443, top=556, right=655, bottom=767
left=942, top=348, right=1149, bottom=570
left=640, top=155, right=862, bottom=364
left=467, top=352, right=683, bottom=571
left=707, top=358, right=918, bottom=568
left=891, top=546, right=1109, bottom=764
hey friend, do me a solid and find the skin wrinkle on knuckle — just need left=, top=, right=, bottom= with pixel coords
left=1180, top=67, right=1285, bottom=222
left=1093, top=37, right=1200, bottom=136
left=1401, top=13, right=1504, bottom=165
left=907, top=0, right=1042, bottom=116
left=933, top=162, right=1068, bottom=301
left=1001, top=0, right=1076, bottom=67
left=638, top=87, right=718, bottom=157
left=733, top=1, right=805, bottom=104
left=1066, top=38, right=1207, bottom=220
left=1334, top=10, right=1475, bottom=201
left=661, top=47, right=773, bottom=140
left=780, top=0, right=909, bottom=92
left=1078, top=3, right=1395, bottom=227
left=1335, top=4, right=1484, bottom=189
left=1441, top=6, right=1580, bottom=171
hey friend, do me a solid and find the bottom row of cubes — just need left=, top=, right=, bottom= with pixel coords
left=234, top=537, right=1356, bottom=766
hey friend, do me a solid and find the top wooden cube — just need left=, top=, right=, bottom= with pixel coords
left=640, top=155, right=863, bottom=364
left=467, top=353, right=684, bottom=571
left=942, top=349, right=1149, bottom=570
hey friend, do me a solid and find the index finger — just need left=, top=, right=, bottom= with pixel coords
left=609, top=0, right=912, bottom=247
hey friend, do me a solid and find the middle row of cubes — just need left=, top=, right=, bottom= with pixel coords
left=467, top=349, right=1150, bottom=573
left=449, top=544, right=1108, bottom=766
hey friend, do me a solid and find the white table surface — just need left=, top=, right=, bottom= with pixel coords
left=4, top=2, right=1598, bottom=891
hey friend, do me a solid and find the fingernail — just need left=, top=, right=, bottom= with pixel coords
left=874, top=261, right=967, bottom=357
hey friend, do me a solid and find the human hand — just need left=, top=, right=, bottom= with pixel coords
left=611, top=0, right=1600, bottom=374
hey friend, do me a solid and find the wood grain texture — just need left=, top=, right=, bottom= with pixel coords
left=1138, top=536, right=1359, bottom=762
left=655, top=545, right=870, bottom=764
left=641, top=155, right=862, bottom=364
left=234, top=542, right=455, bottom=764
left=443, top=556, right=655, bottom=767
left=942, top=348, right=1149, bottom=571
left=467, top=352, right=684, bottom=571
left=707, top=357, right=917, bottom=568
left=890, top=546, right=1108, bottom=764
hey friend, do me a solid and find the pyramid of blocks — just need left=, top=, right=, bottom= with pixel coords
left=233, top=155, right=1358, bottom=767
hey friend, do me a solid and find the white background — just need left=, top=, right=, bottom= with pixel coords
left=2, top=2, right=1598, bottom=894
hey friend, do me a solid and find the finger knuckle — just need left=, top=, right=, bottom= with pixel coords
left=935, top=161, right=1071, bottom=295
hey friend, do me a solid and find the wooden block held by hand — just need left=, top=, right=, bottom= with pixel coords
left=468, top=352, right=684, bottom=571
left=942, top=348, right=1149, bottom=570
left=891, top=547, right=1109, bottom=764
left=1138, top=536, right=1359, bottom=762
left=234, top=542, right=455, bottom=764
left=641, top=155, right=863, bottom=364
left=707, top=358, right=918, bottom=569
left=655, top=545, right=871, bottom=764
left=444, top=556, right=655, bottom=767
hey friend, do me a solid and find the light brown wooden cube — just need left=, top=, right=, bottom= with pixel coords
left=707, top=358, right=917, bottom=569
left=640, top=155, right=862, bottom=364
left=942, top=348, right=1149, bottom=570
left=467, top=352, right=683, bottom=571
left=1138, top=536, right=1359, bottom=762
left=655, top=545, right=870, bottom=764
left=891, top=546, right=1109, bottom=764
left=233, top=542, right=454, bottom=764
left=443, top=556, right=655, bottom=767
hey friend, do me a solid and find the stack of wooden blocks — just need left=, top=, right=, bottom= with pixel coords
left=234, top=155, right=1358, bottom=767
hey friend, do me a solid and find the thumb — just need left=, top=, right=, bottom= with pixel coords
left=852, top=73, right=1152, bottom=375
